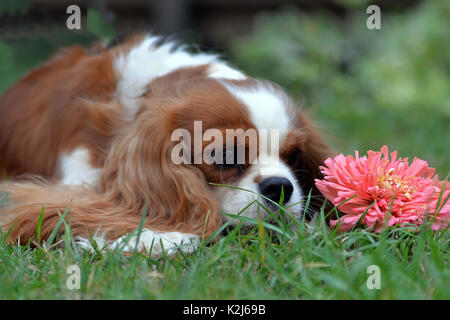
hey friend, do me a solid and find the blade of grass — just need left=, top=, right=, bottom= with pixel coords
left=134, top=205, right=148, bottom=254
left=45, top=204, right=70, bottom=248
left=221, top=212, right=293, bottom=240
left=203, top=219, right=233, bottom=245
left=434, top=182, right=448, bottom=216
left=201, top=209, right=211, bottom=242
left=59, top=213, right=79, bottom=260
left=350, top=199, right=379, bottom=232
left=257, top=209, right=265, bottom=262
left=36, top=205, right=45, bottom=243
left=86, top=231, right=103, bottom=256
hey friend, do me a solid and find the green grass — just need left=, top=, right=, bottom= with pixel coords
left=0, top=191, right=448, bottom=299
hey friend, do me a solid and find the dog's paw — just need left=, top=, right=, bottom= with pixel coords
left=77, top=228, right=200, bottom=256
left=110, top=229, right=200, bottom=256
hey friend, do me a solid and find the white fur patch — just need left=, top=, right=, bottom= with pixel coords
left=223, top=84, right=292, bottom=141
left=58, top=148, right=102, bottom=186
left=207, top=63, right=246, bottom=81
left=114, top=35, right=245, bottom=120
left=77, top=229, right=199, bottom=256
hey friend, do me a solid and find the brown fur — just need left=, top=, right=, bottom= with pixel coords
left=0, top=43, right=225, bottom=244
left=0, top=44, right=118, bottom=178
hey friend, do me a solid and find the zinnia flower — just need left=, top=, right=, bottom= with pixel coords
left=315, top=146, right=450, bottom=232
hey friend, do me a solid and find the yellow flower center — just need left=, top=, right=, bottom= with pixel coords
left=377, top=168, right=415, bottom=200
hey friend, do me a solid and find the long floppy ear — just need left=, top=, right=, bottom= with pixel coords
left=100, top=106, right=223, bottom=239
left=293, top=110, right=334, bottom=216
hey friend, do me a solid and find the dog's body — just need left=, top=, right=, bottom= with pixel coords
left=0, top=34, right=331, bottom=254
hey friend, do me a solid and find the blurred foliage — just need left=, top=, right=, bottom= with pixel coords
left=0, top=0, right=31, bottom=12
left=0, top=8, right=112, bottom=94
left=230, top=0, right=450, bottom=175
left=86, top=8, right=115, bottom=41
left=0, top=1, right=448, bottom=176
left=335, top=0, right=372, bottom=9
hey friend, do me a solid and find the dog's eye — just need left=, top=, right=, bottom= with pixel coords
left=214, top=146, right=245, bottom=173
left=288, top=149, right=301, bottom=166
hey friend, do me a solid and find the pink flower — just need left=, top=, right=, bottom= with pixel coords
left=315, top=146, right=450, bottom=232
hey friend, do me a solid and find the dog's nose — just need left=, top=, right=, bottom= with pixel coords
left=258, top=177, right=293, bottom=204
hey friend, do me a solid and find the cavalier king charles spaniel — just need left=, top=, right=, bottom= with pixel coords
left=0, top=34, right=332, bottom=255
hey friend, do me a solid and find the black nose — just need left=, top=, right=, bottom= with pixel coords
left=258, top=177, right=293, bottom=204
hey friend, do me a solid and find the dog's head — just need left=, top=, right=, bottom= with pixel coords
left=99, top=64, right=332, bottom=236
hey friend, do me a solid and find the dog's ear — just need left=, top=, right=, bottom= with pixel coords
left=100, top=107, right=222, bottom=239
left=290, top=110, right=334, bottom=217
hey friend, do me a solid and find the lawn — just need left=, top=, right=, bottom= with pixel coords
left=0, top=195, right=448, bottom=299
left=0, top=1, right=449, bottom=300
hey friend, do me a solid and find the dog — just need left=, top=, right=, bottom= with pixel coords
left=0, top=34, right=332, bottom=255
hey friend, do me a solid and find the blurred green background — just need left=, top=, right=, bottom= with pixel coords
left=1, top=0, right=449, bottom=176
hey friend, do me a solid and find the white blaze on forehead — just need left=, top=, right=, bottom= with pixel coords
left=113, top=35, right=245, bottom=120
left=222, top=84, right=292, bottom=144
